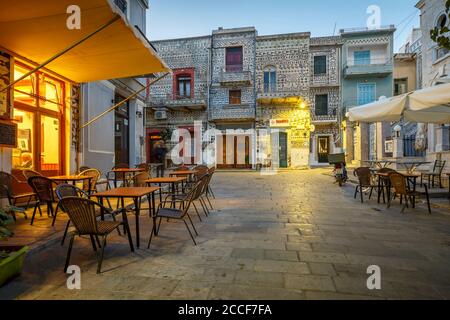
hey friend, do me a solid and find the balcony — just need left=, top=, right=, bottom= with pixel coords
left=209, top=104, right=255, bottom=122
left=311, top=114, right=338, bottom=124
left=114, top=0, right=128, bottom=15
left=147, top=93, right=207, bottom=111
left=219, top=66, right=252, bottom=86
left=343, top=59, right=393, bottom=79
left=257, top=90, right=307, bottom=106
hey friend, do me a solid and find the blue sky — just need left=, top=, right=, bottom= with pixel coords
left=146, top=0, right=420, bottom=52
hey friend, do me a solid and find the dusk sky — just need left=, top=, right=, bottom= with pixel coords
left=146, top=0, right=420, bottom=52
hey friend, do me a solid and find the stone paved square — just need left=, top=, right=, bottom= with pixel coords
left=2, top=169, right=450, bottom=300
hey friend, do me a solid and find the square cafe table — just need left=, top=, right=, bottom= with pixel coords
left=111, top=168, right=146, bottom=187
left=376, top=172, right=420, bottom=206
left=50, top=175, right=94, bottom=194
left=94, top=187, right=159, bottom=248
left=145, top=177, right=187, bottom=204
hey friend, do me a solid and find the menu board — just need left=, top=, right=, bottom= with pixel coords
left=0, top=120, right=17, bottom=148
left=0, top=51, right=11, bottom=119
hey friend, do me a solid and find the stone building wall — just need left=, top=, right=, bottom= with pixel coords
left=210, top=27, right=257, bottom=121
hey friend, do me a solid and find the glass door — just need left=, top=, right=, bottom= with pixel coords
left=40, top=115, right=60, bottom=176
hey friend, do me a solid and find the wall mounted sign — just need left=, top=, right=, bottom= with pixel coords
left=0, top=120, right=18, bottom=148
left=0, top=52, right=12, bottom=120
left=270, top=119, right=290, bottom=127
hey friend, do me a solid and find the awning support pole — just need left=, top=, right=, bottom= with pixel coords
left=80, top=72, right=170, bottom=130
left=0, top=15, right=121, bottom=93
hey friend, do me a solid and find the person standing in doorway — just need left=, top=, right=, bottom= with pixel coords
left=153, top=140, right=168, bottom=177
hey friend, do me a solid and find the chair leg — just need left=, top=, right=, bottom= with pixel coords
left=90, top=235, right=98, bottom=252
left=52, top=206, right=59, bottom=227
left=111, top=213, right=122, bottom=236
left=199, top=198, right=209, bottom=217
left=368, top=187, right=374, bottom=200
left=30, top=202, right=39, bottom=225
left=61, top=220, right=71, bottom=246
left=183, top=220, right=197, bottom=245
left=360, top=186, right=364, bottom=203
left=424, top=185, right=432, bottom=214
left=208, top=186, right=216, bottom=199
left=186, top=214, right=198, bottom=236
left=123, top=221, right=134, bottom=252
left=147, top=217, right=161, bottom=249
left=192, top=202, right=203, bottom=222
left=64, top=235, right=75, bottom=272
left=96, top=236, right=107, bottom=274
left=354, top=186, right=359, bottom=199
left=205, top=194, right=213, bottom=210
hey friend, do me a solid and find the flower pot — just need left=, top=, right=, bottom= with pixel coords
left=0, top=246, right=29, bottom=287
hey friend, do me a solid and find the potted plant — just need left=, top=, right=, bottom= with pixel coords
left=0, top=206, right=29, bottom=287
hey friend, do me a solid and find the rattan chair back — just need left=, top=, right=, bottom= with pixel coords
left=28, top=176, right=55, bottom=202
left=354, top=167, right=372, bottom=187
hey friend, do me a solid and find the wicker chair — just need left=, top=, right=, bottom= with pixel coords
left=421, top=160, right=446, bottom=188
left=353, top=167, right=378, bottom=203
left=0, top=171, right=34, bottom=220
left=58, top=197, right=134, bottom=273
left=79, top=166, right=91, bottom=173
left=22, top=169, right=43, bottom=180
left=133, top=171, right=151, bottom=187
left=77, top=168, right=101, bottom=194
left=148, top=180, right=203, bottom=248
left=27, top=176, right=57, bottom=225
left=389, top=172, right=431, bottom=214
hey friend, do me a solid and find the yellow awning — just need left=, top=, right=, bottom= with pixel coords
left=0, top=0, right=169, bottom=83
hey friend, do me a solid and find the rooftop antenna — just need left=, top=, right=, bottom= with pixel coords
left=333, top=22, right=337, bottom=36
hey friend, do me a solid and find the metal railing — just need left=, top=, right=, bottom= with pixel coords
left=344, top=58, right=391, bottom=68
left=208, top=104, right=255, bottom=121
left=340, top=25, right=395, bottom=34
left=404, top=136, right=425, bottom=157
left=114, top=0, right=128, bottom=15
left=219, top=67, right=252, bottom=85
left=147, top=93, right=207, bottom=107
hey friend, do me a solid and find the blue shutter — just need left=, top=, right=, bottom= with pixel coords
left=354, top=51, right=371, bottom=65
left=357, top=83, right=376, bottom=105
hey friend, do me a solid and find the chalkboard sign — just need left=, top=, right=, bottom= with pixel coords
left=0, top=120, right=17, bottom=148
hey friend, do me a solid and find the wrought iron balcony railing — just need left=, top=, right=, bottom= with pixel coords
left=208, top=104, right=255, bottom=121
left=219, top=66, right=252, bottom=86
left=147, top=93, right=207, bottom=108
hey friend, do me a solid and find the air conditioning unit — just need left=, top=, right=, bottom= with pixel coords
left=154, top=110, right=167, bottom=120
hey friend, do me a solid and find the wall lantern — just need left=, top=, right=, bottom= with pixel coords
left=394, top=124, right=402, bottom=138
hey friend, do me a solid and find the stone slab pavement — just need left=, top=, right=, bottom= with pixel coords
left=1, top=168, right=450, bottom=300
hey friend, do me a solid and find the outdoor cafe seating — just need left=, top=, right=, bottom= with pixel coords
left=353, top=165, right=433, bottom=214
left=1, top=162, right=216, bottom=273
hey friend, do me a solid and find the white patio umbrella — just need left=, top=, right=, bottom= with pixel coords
left=347, top=83, right=450, bottom=124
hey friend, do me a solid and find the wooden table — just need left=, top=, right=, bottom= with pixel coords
left=111, top=168, right=145, bottom=187
left=395, top=161, right=431, bottom=174
left=50, top=175, right=93, bottom=194
left=362, top=160, right=393, bottom=169
left=145, top=177, right=187, bottom=204
left=169, top=170, right=198, bottom=182
left=376, top=172, right=420, bottom=206
left=94, top=187, right=159, bottom=248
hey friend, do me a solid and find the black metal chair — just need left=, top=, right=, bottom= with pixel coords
left=57, top=197, right=134, bottom=274
left=353, top=167, right=379, bottom=203
left=27, top=176, right=58, bottom=225
left=421, top=160, right=446, bottom=188
left=148, top=180, right=203, bottom=248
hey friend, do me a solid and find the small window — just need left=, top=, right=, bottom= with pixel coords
left=437, top=14, right=448, bottom=29
left=315, top=94, right=328, bottom=116
left=354, top=51, right=371, bottom=65
left=229, top=90, right=241, bottom=105
left=314, top=56, right=327, bottom=75
left=177, top=76, right=191, bottom=98
left=226, top=47, right=243, bottom=72
left=394, top=78, right=408, bottom=96
left=263, top=67, right=276, bottom=93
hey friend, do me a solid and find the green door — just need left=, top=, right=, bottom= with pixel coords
left=279, top=132, right=288, bottom=168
